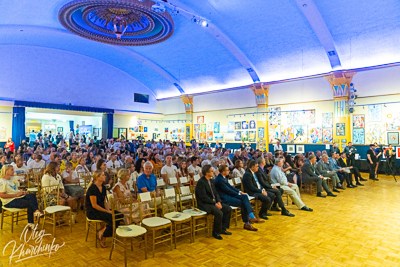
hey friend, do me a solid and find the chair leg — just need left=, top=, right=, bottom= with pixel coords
left=1, top=209, right=4, bottom=230
left=144, top=233, right=147, bottom=260
left=152, top=229, right=155, bottom=258
left=53, top=213, right=56, bottom=237
left=189, top=220, right=193, bottom=243
left=11, top=213, right=14, bottom=233
left=85, top=220, right=90, bottom=242
left=95, top=223, right=98, bottom=248
left=109, top=235, right=115, bottom=260
left=16, top=212, right=19, bottom=225
left=124, top=239, right=127, bottom=267
left=131, top=238, right=133, bottom=252
left=170, top=225, right=173, bottom=251
left=193, top=218, right=196, bottom=242
left=174, top=223, right=177, bottom=249
left=70, top=210, right=72, bottom=233
left=235, top=209, right=238, bottom=227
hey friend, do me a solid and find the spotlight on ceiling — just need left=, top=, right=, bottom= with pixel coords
left=200, top=20, right=208, bottom=27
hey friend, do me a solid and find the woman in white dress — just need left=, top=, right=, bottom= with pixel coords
left=232, top=160, right=246, bottom=178
left=75, top=157, right=90, bottom=174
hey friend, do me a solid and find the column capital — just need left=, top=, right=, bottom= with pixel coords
left=324, top=71, right=356, bottom=98
left=180, top=94, right=193, bottom=113
left=251, top=83, right=270, bottom=105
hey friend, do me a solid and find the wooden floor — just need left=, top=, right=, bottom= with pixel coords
left=2, top=173, right=400, bottom=267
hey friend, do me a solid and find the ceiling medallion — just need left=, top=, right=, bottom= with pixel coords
left=59, top=0, right=174, bottom=46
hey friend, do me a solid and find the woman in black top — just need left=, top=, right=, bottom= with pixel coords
left=86, top=170, right=123, bottom=248
left=97, top=159, right=112, bottom=187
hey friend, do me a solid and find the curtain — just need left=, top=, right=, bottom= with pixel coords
left=107, top=113, right=113, bottom=139
left=69, top=121, right=74, bottom=134
left=14, top=100, right=114, bottom=114
left=12, top=106, right=25, bottom=149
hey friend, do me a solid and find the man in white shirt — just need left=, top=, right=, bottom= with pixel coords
left=14, top=158, right=29, bottom=176
left=178, top=140, right=186, bottom=150
left=273, top=140, right=283, bottom=153
left=188, top=156, right=202, bottom=182
left=27, top=154, right=45, bottom=170
left=113, top=139, right=121, bottom=151
left=106, top=153, right=121, bottom=169
left=161, top=154, right=178, bottom=185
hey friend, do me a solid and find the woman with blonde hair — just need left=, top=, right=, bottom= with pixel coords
left=112, top=169, right=149, bottom=224
left=42, top=162, right=75, bottom=210
left=86, top=170, right=123, bottom=248
left=75, top=157, right=89, bottom=174
left=0, top=165, right=42, bottom=228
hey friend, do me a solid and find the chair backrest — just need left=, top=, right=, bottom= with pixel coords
left=228, top=179, right=234, bottom=186
left=193, top=174, right=201, bottom=182
left=41, top=184, right=60, bottom=208
left=162, top=188, right=177, bottom=213
left=138, top=191, right=157, bottom=219
left=234, top=177, right=241, bottom=185
left=157, top=179, right=165, bottom=187
left=110, top=195, right=133, bottom=232
left=179, top=176, right=188, bottom=184
left=79, top=172, right=92, bottom=191
left=169, top=177, right=178, bottom=186
left=180, top=186, right=191, bottom=195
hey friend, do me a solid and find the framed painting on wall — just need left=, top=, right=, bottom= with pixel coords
left=93, top=128, right=99, bottom=137
left=227, top=122, right=234, bottom=133
left=249, top=120, right=256, bottom=129
left=396, top=147, right=400, bottom=159
left=57, top=127, right=63, bottom=133
left=258, top=127, right=265, bottom=138
left=296, top=145, right=304, bottom=154
left=353, top=128, right=364, bottom=144
left=387, top=132, right=399, bottom=145
left=353, top=114, right=365, bottom=128
left=287, top=145, right=295, bottom=153
left=336, top=123, right=345, bottom=136
left=197, top=116, right=204, bottom=124
left=235, top=122, right=242, bottom=130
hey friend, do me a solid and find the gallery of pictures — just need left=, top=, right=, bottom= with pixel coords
left=1, top=1, right=400, bottom=267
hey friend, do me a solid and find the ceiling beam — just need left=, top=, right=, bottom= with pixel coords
left=293, top=0, right=342, bottom=69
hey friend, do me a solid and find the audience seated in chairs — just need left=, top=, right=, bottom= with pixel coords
left=329, top=152, right=354, bottom=188
left=62, top=161, right=85, bottom=211
left=242, top=159, right=272, bottom=220
left=214, top=164, right=263, bottom=231
left=302, top=155, right=337, bottom=198
left=317, top=154, right=344, bottom=192
left=42, top=162, right=75, bottom=211
left=256, top=158, right=296, bottom=216
left=86, top=170, right=124, bottom=248
left=270, top=158, right=313, bottom=212
left=0, top=165, right=42, bottom=229
left=195, top=164, right=232, bottom=240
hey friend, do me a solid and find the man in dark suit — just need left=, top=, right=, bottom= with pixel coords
left=338, top=152, right=363, bottom=186
left=256, top=157, right=295, bottom=217
left=329, top=143, right=340, bottom=157
left=317, top=154, right=343, bottom=192
left=195, top=165, right=232, bottom=240
left=242, top=159, right=272, bottom=220
left=214, top=165, right=262, bottom=231
left=302, top=155, right=337, bottom=198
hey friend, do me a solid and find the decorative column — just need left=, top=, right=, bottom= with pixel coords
left=180, top=95, right=194, bottom=146
left=251, top=83, right=270, bottom=151
left=325, top=71, right=356, bottom=148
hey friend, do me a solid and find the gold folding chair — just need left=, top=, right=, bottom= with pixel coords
left=162, top=188, right=192, bottom=248
left=85, top=216, right=106, bottom=248
left=41, top=184, right=72, bottom=237
left=177, top=185, right=194, bottom=212
left=138, top=192, right=172, bottom=258
left=1, top=206, right=28, bottom=233
left=109, top=196, right=147, bottom=266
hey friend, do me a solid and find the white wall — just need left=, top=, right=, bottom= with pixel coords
left=0, top=105, right=13, bottom=142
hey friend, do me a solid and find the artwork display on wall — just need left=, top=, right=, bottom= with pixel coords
left=195, top=132, right=200, bottom=140
left=153, top=133, right=157, bottom=139
left=369, top=105, right=382, bottom=122
left=397, top=147, right=400, bottom=159
left=258, top=127, right=265, bottom=138
left=387, top=132, right=399, bottom=145
left=281, top=125, right=294, bottom=143
left=234, top=131, right=241, bottom=141
left=241, top=130, right=248, bottom=141
left=186, top=126, right=190, bottom=136
left=386, top=114, right=400, bottom=130
left=197, top=116, right=204, bottom=123
left=93, top=128, right=99, bottom=137
left=366, top=123, right=385, bottom=144
left=268, top=107, right=281, bottom=125
left=225, top=133, right=234, bottom=141
left=287, top=145, right=295, bottom=153
left=154, top=127, right=159, bottom=132
left=144, top=127, right=148, bottom=132
left=164, top=127, right=168, bottom=133
left=293, top=125, right=308, bottom=143
left=248, top=131, right=256, bottom=142
left=134, top=126, right=139, bottom=132
left=353, top=114, right=365, bottom=128
left=322, top=113, right=333, bottom=128
left=139, top=126, right=143, bottom=132
left=137, top=120, right=142, bottom=125
left=214, top=122, right=220, bottom=133
left=214, top=133, right=223, bottom=141
left=201, top=124, right=206, bottom=132
left=227, top=122, right=234, bottom=133
left=336, top=123, right=345, bottom=136
left=249, top=120, right=256, bottom=129
left=194, top=124, right=200, bottom=131
left=207, top=122, right=213, bottom=131
left=296, top=145, right=305, bottom=154
left=234, top=122, right=241, bottom=130
left=206, top=131, right=213, bottom=141
left=286, top=110, right=315, bottom=125
left=57, top=127, right=63, bottom=133
left=200, top=132, right=206, bottom=141
left=307, top=126, right=322, bottom=144
left=323, top=128, right=333, bottom=143
left=353, top=128, right=365, bottom=144
left=242, top=121, right=248, bottom=129
left=268, top=125, right=279, bottom=143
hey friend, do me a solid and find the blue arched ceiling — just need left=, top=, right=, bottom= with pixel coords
left=0, top=0, right=399, bottom=100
